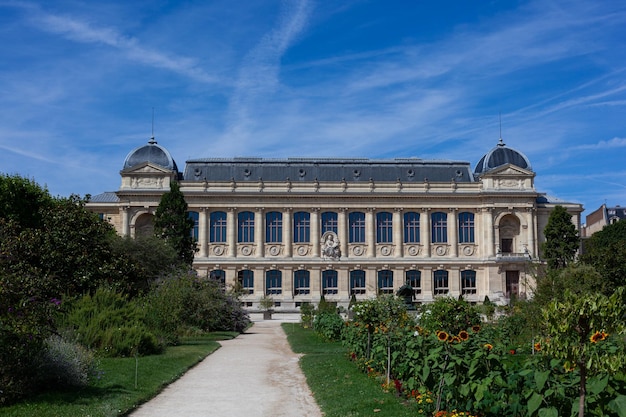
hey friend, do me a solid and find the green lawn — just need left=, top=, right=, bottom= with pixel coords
left=282, top=323, right=418, bottom=417
left=0, top=332, right=238, bottom=417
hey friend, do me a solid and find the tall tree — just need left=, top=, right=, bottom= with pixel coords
left=153, top=181, right=197, bottom=265
left=541, top=205, right=580, bottom=270
left=580, top=219, right=626, bottom=294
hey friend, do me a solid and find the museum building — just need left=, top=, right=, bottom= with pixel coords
left=86, top=137, right=583, bottom=310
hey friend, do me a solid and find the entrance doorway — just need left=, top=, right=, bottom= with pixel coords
left=505, top=270, right=519, bottom=299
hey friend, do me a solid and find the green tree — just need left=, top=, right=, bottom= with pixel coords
left=533, top=264, right=606, bottom=306
left=153, top=181, right=197, bottom=265
left=580, top=219, right=626, bottom=294
left=0, top=174, right=52, bottom=230
left=541, top=205, right=580, bottom=270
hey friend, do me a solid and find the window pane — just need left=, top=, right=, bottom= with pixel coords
left=433, top=270, right=449, bottom=295
left=238, top=269, right=254, bottom=294
left=210, top=211, right=227, bottom=242
left=378, top=270, right=393, bottom=294
left=376, top=212, right=393, bottom=243
left=266, top=211, right=283, bottom=243
left=404, top=212, right=420, bottom=243
left=321, top=212, right=338, bottom=235
left=187, top=211, right=199, bottom=241
left=238, top=211, right=255, bottom=243
left=350, top=270, right=366, bottom=295
left=461, top=270, right=477, bottom=295
left=458, top=212, right=475, bottom=243
left=349, top=212, right=365, bottom=243
left=322, top=270, right=338, bottom=295
left=294, top=270, right=310, bottom=295
left=210, top=269, right=226, bottom=287
left=265, top=270, right=282, bottom=295
left=405, top=270, right=421, bottom=296
left=293, top=211, right=311, bottom=243
left=431, top=212, right=448, bottom=243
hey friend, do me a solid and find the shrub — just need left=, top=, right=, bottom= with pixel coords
left=300, top=302, right=315, bottom=328
left=314, top=311, right=344, bottom=341
left=37, top=334, right=98, bottom=388
left=418, top=297, right=481, bottom=335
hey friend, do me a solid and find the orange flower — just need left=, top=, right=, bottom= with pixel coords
left=590, top=331, right=602, bottom=343
left=601, top=331, right=609, bottom=340
left=437, top=331, right=449, bottom=341
left=484, top=343, right=493, bottom=351
left=534, top=342, right=541, bottom=352
left=458, top=330, right=469, bottom=341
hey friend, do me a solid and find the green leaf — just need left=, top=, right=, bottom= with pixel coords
left=528, top=392, right=543, bottom=416
left=608, top=394, right=626, bottom=417
left=587, top=374, right=609, bottom=395
left=534, top=370, right=550, bottom=391
left=538, top=407, right=558, bottom=417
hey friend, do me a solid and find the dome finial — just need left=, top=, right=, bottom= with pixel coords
left=498, top=112, right=505, bottom=147
left=148, top=107, right=157, bottom=145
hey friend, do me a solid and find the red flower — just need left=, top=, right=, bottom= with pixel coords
left=509, top=349, right=516, bottom=355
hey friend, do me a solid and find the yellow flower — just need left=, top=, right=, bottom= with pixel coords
left=458, top=330, right=469, bottom=341
left=484, top=343, right=493, bottom=351
left=590, top=331, right=603, bottom=343
left=437, top=330, right=449, bottom=341
left=534, top=342, right=541, bottom=352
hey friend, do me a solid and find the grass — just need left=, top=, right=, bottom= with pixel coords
left=0, top=331, right=239, bottom=417
left=282, top=323, right=418, bottom=417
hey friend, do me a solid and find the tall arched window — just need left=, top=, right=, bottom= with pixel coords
left=265, top=270, right=282, bottom=295
left=321, top=211, right=338, bottom=235
left=293, top=211, right=310, bottom=243
left=238, top=211, right=255, bottom=243
left=294, top=270, right=310, bottom=295
left=322, top=270, right=338, bottom=295
left=461, top=270, right=477, bottom=295
left=187, top=211, right=199, bottom=241
left=404, top=211, right=420, bottom=243
left=237, top=269, right=254, bottom=294
left=350, top=270, right=366, bottom=295
left=266, top=211, right=283, bottom=243
left=433, top=270, right=449, bottom=295
left=458, top=212, right=475, bottom=243
left=376, top=211, right=393, bottom=243
left=210, top=211, right=227, bottom=242
left=349, top=212, right=365, bottom=243
left=405, top=270, right=421, bottom=297
left=210, top=269, right=226, bottom=287
left=378, top=270, right=393, bottom=294
left=431, top=212, right=448, bottom=243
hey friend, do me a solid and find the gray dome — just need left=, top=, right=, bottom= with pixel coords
left=123, top=138, right=178, bottom=171
left=474, top=139, right=531, bottom=175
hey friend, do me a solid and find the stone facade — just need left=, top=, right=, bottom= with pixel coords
left=87, top=139, right=583, bottom=310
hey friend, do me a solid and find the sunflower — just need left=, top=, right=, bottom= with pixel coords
left=452, top=336, right=462, bottom=344
left=534, top=342, right=541, bottom=352
left=601, top=331, right=609, bottom=340
left=458, top=330, right=469, bottom=341
left=437, top=331, right=449, bottom=341
left=483, top=343, right=493, bottom=351
left=590, top=331, right=603, bottom=343
left=472, top=325, right=481, bottom=332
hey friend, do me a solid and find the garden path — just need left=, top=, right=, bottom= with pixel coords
left=129, top=313, right=322, bottom=417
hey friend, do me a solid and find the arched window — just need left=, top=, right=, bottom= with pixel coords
left=210, top=269, right=226, bottom=287
left=210, top=211, right=227, bottom=243
left=461, top=270, right=477, bottom=295
left=458, top=212, right=475, bottom=243
left=431, top=212, right=447, bottom=243
left=293, top=211, right=310, bottom=243
left=378, top=270, right=393, bottom=294
left=187, top=211, right=199, bottom=241
left=376, top=211, right=393, bottom=243
left=238, top=211, right=255, bottom=243
left=322, top=270, right=338, bottom=295
left=265, top=270, right=282, bottom=295
left=405, top=270, right=421, bottom=297
left=350, top=270, right=366, bottom=295
left=321, top=211, right=338, bottom=235
left=404, top=212, right=420, bottom=243
left=294, top=270, right=310, bottom=295
left=237, top=269, right=254, bottom=294
left=433, top=270, right=449, bottom=295
left=266, top=211, right=283, bottom=243
left=349, top=212, right=365, bottom=243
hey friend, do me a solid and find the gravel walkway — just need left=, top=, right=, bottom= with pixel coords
left=129, top=314, right=322, bottom=417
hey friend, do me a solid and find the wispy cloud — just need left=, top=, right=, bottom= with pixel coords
left=574, top=137, right=626, bottom=150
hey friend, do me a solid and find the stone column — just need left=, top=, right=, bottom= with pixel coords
left=198, top=208, right=207, bottom=257
left=338, top=209, right=348, bottom=259
left=366, top=267, right=377, bottom=296
left=311, top=208, right=320, bottom=257
left=393, top=208, right=403, bottom=258
left=255, top=208, right=264, bottom=258
left=282, top=266, right=293, bottom=300
left=121, top=206, right=130, bottom=237
left=483, top=207, right=494, bottom=257
left=449, top=267, right=460, bottom=298
left=527, top=207, right=536, bottom=258
left=254, top=266, right=265, bottom=297
left=310, top=267, right=321, bottom=300
left=449, top=209, right=458, bottom=257
left=366, top=208, right=376, bottom=257
left=421, top=208, right=431, bottom=257
left=227, top=208, right=236, bottom=257
left=283, top=208, right=292, bottom=258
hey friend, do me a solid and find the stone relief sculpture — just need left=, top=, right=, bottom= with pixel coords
left=321, top=231, right=341, bottom=260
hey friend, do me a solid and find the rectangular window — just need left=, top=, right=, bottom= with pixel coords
left=376, top=212, right=393, bottom=243
left=265, top=211, right=283, bottom=243
left=404, top=212, right=420, bottom=243
left=321, top=211, right=338, bottom=235
left=238, top=211, right=255, bottom=243
left=322, top=270, right=338, bottom=295
left=431, top=212, right=448, bottom=243
left=458, top=212, right=475, bottom=243
left=433, top=270, right=449, bottom=295
left=350, top=270, right=366, bottom=295
left=461, top=270, right=477, bottom=295
left=349, top=212, right=365, bottom=243
left=405, top=270, right=421, bottom=297
left=377, top=270, right=394, bottom=295
left=238, top=270, right=254, bottom=295
left=293, top=211, right=311, bottom=243
left=210, top=211, right=227, bottom=243
left=265, top=270, right=282, bottom=295
left=188, top=211, right=199, bottom=241
left=294, top=270, right=310, bottom=295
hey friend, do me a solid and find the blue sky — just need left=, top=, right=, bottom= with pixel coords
left=1, top=0, right=625, bottom=220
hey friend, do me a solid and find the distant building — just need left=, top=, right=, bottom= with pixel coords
left=583, top=204, right=626, bottom=237
left=86, top=137, right=582, bottom=310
